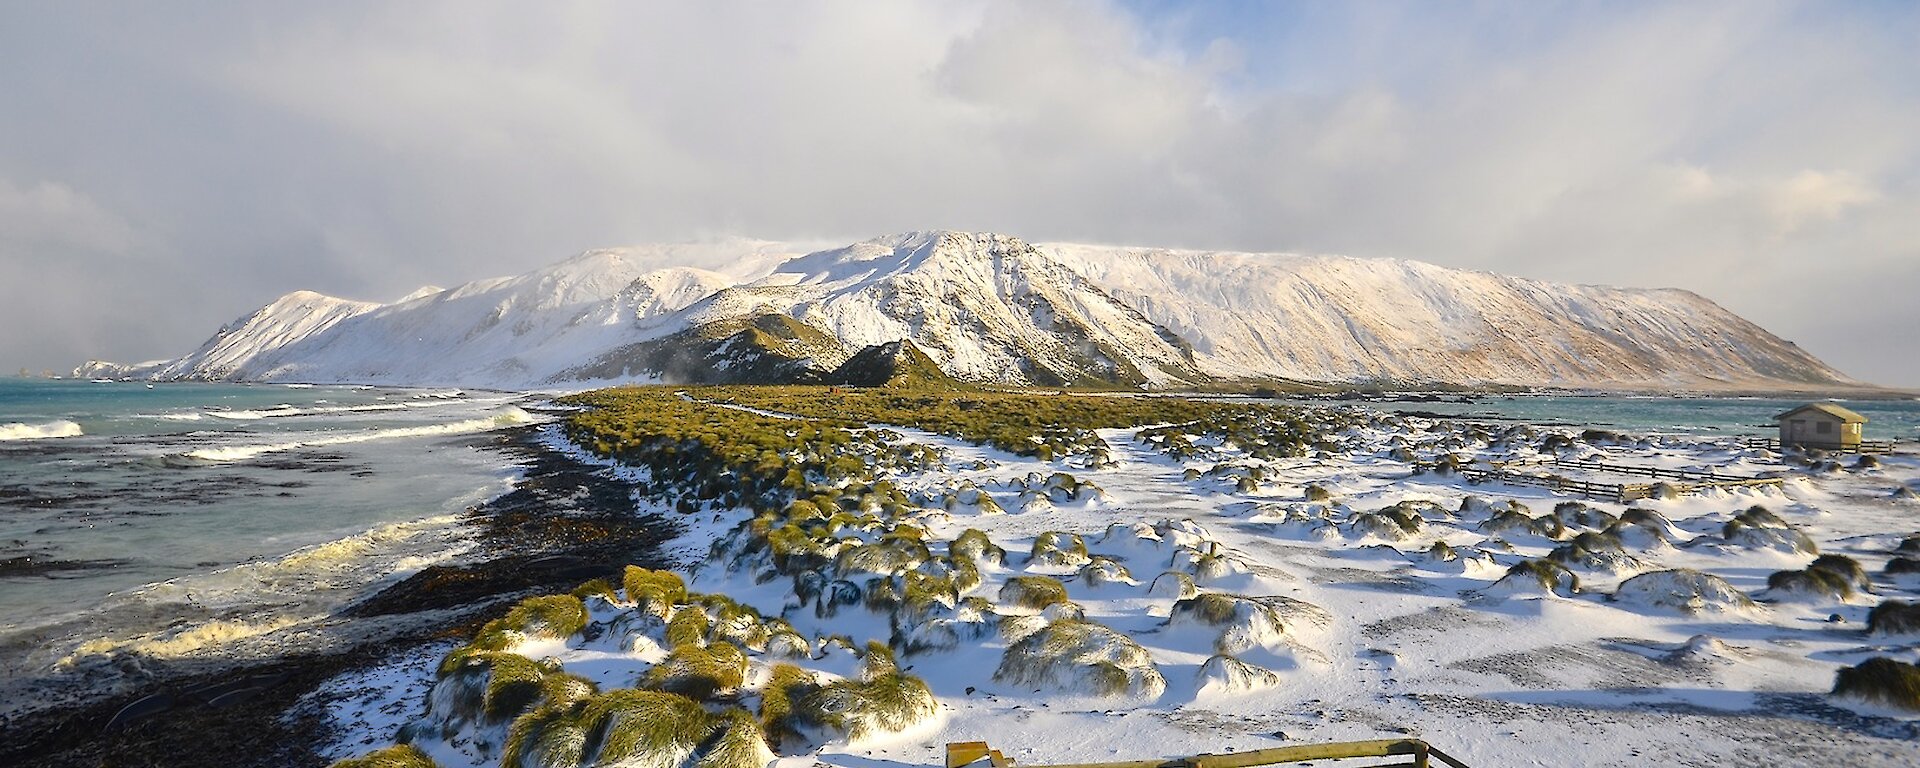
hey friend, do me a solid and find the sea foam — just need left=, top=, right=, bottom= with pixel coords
left=0, top=419, right=84, bottom=441
left=182, top=407, right=534, bottom=462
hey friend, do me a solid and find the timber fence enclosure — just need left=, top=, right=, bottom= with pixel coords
left=946, top=739, right=1470, bottom=768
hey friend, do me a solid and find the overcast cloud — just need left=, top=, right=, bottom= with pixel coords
left=3, top=1, right=1916, bottom=385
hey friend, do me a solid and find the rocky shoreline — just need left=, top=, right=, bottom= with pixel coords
left=0, top=423, right=681, bottom=768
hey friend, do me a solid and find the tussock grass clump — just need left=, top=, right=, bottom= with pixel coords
left=1148, top=571, right=1199, bottom=600
left=1000, top=576, right=1070, bottom=610
left=1808, top=554, right=1872, bottom=594
left=1348, top=509, right=1421, bottom=540
left=497, top=594, right=590, bottom=641
left=994, top=619, right=1165, bottom=698
left=1832, top=657, right=1920, bottom=712
left=950, top=528, right=1007, bottom=566
left=1167, top=593, right=1285, bottom=654
left=570, top=577, right=620, bottom=604
left=1490, top=559, right=1580, bottom=597
left=624, top=566, right=688, bottom=619
left=1196, top=653, right=1282, bottom=694
left=1723, top=519, right=1819, bottom=555
left=1729, top=505, right=1788, bottom=531
left=329, top=744, right=438, bottom=768
left=1548, top=531, right=1642, bottom=573
left=642, top=642, right=748, bottom=700
left=1305, top=484, right=1334, bottom=503
left=1078, top=556, right=1134, bottom=587
left=693, top=708, right=778, bottom=768
left=1607, top=508, right=1676, bottom=549
left=897, top=571, right=959, bottom=626
left=758, top=663, right=819, bottom=745
left=1766, top=568, right=1853, bottom=601
left=1867, top=600, right=1920, bottom=636
left=1886, top=557, right=1920, bottom=575
left=1029, top=531, right=1091, bottom=568
left=1478, top=509, right=1563, bottom=540
left=798, top=646, right=936, bottom=741
left=509, top=689, right=715, bottom=768
left=425, top=650, right=597, bottom=735
left=1612, top=569, right=1755, bottom=615
left=835, top=538, right=930, bottom=578
left=666, top=605, right=712, bottom=648
left=1552, top=501, right=1618, bottom=531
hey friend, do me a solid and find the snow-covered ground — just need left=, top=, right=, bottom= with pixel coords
left=312, top=410, right=1920, bottom=767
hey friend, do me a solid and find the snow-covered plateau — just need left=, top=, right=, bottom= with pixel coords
left=83, top=231, right=1864, bottom=392
left=314, top=395, right=1920, bottom=768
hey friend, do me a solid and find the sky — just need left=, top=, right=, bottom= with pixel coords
left=3, top=1, right=1917, bottom=386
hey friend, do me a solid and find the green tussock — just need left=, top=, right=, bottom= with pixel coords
left=1079, top=556, right=1133, bottom=586
left=797, top=671, right=937, bottom=741
left=498, top=594, right=590, bottom=641
left=1809, top=554, right=1871, bottom=593
left=1733, top=505, right=1787, bottom=529
left=666, top=606, right=713, bottom=648
left=1000, top=576, right=1069, bottom=610
left=757, top=663, right=819, bottom=745
left=570, top=577, right=620, bottom=604
left=514, top=689, right=715, bottom=768
left=694, top=708, right=778, bottom=768
left=949, top=556, right=984, bottom=594
left=1767, top=568, right=1853, bottom=600
left=899, top=571, right=959, bottom=626
left=1867, top=600, right=1920, bottom=636
left=1029, top=531, right=1089, bottom=567
left=643, top=641, right=747, bottom=700
left=993, top=619, right=1163, bottom=697
left=950, top=529, right=1006, bottom=566
left=329, top=744, right=438, bottom=768
left=1498, top=559, right=1580, bottom=595
left=1172, top=593, right=1241, bottom=625
left=1833, top=657, right=1920, bottom=711
left=435, top=650, right=597, bottom=726
left=624, top=566, right=688, bottom=619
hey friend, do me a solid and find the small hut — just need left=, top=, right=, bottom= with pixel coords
left=1775, top=403, right=1867, bottom=450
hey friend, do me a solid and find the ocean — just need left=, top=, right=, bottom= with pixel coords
left=1340, top=393, right=1920, bottom=440
left=0, top=378, right=536, bottom=702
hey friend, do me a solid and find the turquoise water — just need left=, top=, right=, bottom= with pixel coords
left=1345, top=394, right=1920, bottom=440
left=0, top=378, right=534, bottom=682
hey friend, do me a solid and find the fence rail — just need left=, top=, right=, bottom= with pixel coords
left=1551, top=456, right=1756, bottom=483
left=947, top=739, right=1470, bottom=768
left=1738, top=437, right=1894, bottom=454
left=1460, top=466, right=1781, bottom=503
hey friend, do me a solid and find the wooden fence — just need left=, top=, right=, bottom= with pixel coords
left=1737, top=437, right=1894, bottom=454
left=1460, top=464, right=1782, bottom=503
left=947, top=739, right=1469, bottom=768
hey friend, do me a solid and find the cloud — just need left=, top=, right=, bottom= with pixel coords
left=0, top=179, right=134, bottom=256
left=0, top=0, right=1915, bottom=385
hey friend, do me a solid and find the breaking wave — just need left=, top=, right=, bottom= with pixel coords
left=180, top=407, right=535, bottom=462
left=0, top=419, right=84, bottom=441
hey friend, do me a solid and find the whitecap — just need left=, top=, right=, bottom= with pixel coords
left=181, top=407, right=535, bottom=462
left=0, top=419, right=84, bottom=441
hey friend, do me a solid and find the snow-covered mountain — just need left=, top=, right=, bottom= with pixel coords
left=1042, top=244, right=1849, bottom=390
left=96, top=231, right=1858, bottom=391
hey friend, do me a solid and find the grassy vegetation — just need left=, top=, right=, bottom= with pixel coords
left=1833, top=657, right=1920, bottom=711
left=329, top=744, right=439, bottom=768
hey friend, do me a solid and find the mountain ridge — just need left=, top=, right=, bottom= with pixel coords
left=79, top=231, right=1864, bottom=393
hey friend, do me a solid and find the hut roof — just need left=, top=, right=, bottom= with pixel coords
left=1775, top=403, right=1867, bottom=423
